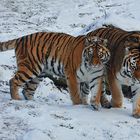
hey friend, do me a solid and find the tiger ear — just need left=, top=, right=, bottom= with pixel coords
left=125, top=47, right=130, bottom=55
left=85, top=36, right=97, bottom=46
left=85, top=37, right=92, bottom=47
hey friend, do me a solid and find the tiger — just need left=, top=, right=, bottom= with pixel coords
left=87, top=25, right=140, bottom=118
left=0, top=32, right=110, bottom=109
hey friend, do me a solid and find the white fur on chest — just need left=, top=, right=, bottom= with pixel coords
left=77, top=63, right=104, bottom=83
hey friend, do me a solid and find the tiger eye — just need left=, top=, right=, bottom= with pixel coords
left=132, top=37, right=139, bottom=43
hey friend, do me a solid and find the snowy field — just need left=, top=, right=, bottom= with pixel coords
left=0, top=0, right=140, bottom=140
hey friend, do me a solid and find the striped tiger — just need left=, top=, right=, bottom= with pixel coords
left=87, top=25, right=140, bottom=118
left=0, top=32, right=110, bottom=109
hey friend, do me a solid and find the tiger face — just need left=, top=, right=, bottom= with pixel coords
left=83, top=36, right=110, bottom=68
left=120, top=47, right=140, bottom=85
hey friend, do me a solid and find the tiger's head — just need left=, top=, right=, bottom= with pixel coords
left=82, top=36, right=110, bottom=69
left=120, top=33, right=140, bottom=84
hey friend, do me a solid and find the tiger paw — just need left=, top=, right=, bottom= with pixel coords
left=72, top=98, right=82, bottom=105
left=101, top=101, right=112, bottom=109
left=22, top=91, right=34, bottom=100
left=133, top=109, right=140, bottom=118
left=91, top=103, right=101, bottom=110
left=11, top=96, right=22, bottom=100
left=133, top=113, right=140, bottom=118
left=81, top=97, right=88, bottom=105
left=111, top=98, right=123, bottom=108
left=10, top=93, right=21, bottom=100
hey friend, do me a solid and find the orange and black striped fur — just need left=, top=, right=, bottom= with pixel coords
left=0, top=32, right=110, bottom=108
left=87, top=25, right=140, bottom=117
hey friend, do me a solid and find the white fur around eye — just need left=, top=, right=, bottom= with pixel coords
left=99, top=48, right=103, bottom=52
left=89, top=48, right=93, bottom=54
left=130, top=57, right=135, bottom=63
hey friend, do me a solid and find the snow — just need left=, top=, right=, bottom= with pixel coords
left=0, top=0, right=140, bottom=140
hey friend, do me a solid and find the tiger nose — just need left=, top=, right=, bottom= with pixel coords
left=93, top=58, right=101, bottom=65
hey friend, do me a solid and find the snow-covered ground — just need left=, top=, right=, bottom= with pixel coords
left=0, top=0, right=140, bottom=140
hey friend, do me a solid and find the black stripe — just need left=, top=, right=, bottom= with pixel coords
left=41, top=34, right=51, bottom=63
left=96, top=28, right=107, bottom=37
left=90, top=75, right=102, bottom=84
left=34, top=33, right=39, bottom=46
left=25, top=35, right=28, bottom=48
left=27, top=52, right=40, bottom=75
left=90, top=83, right=96, bottom=90
left=18, top=71, right=32, bottom=80
left=53, top=35, right=64, bottom=62
left=45, top=34, right=60, bottom=65
left=30, top=79, right=40, bottom=85
left=76, top=73, right=80, bottom=79
left=50, top=57, right=57, bottom=75
left=55, top=35, right=66, bottom=48
left=57, top=36, right=73, bottom=67
left=22, top=62, right=38, bottom=76
left=36, top=40, right=42, bottom=63
left=26, top=86, right=37, bottom=91
left=91, top=68, right=103, bottom=74
left=80, top=68, right=84, bottom=76
left=131, top=88, right=138, bottom=96
left=103, top=28, right=113, bottom=39
left=38, top=32, right=46, bottom=41
left=120, top=72, right=125, bottom=78
left=15, top=74, right=26, bottom=83
left=15, top=38, right=22, bottom=56
left=58, top=59, right=62, bottom=75
left=30, top=34, right=43, bottom=73
left=15, top=39, right=21, bottom=52
left=22, top=36, right=25, bottom=49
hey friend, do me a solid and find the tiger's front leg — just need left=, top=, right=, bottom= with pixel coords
left=65, top=71, right=82, bottom=105
left=80, top=82, right=89, bottom=105
left=131, top=85, right=140, bottom=118
left=89, top=77, right=103, bottom=110
left=107, top=71, right=124, bottom=108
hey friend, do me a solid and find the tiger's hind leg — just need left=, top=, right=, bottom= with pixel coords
left=10, top=78, right=21, bottom=100
left=10, top=65, right=39, bottom=100
left=22, top=77, right=43, bottom=100
left=80, top=82, right=89, bottom=105
left=10, top=74, right=33, bottom=100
